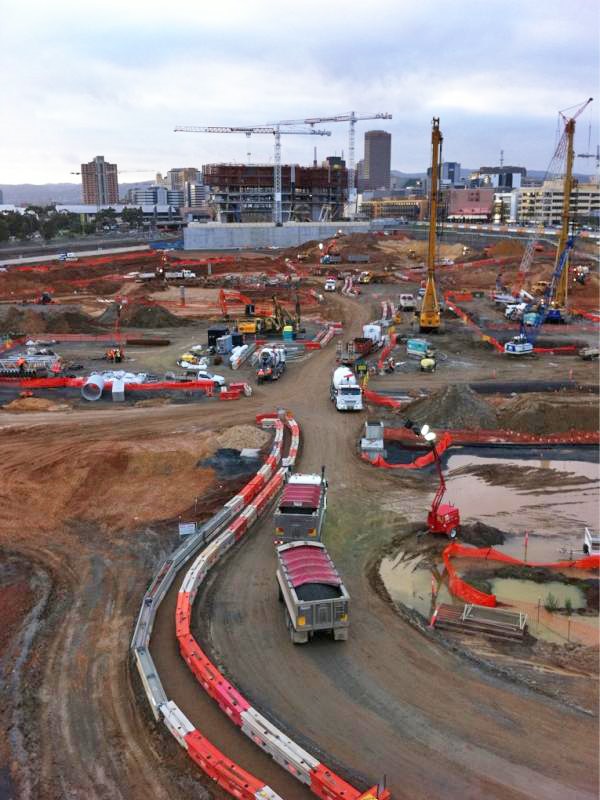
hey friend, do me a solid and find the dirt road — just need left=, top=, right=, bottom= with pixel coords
left=2, top=291, right=598, bottom=799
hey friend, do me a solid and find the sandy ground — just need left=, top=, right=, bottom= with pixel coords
left=0, top=278, right=598, bottom=799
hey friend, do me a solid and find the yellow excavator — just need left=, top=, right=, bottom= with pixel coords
left=419, top=118, right=443, bottom=332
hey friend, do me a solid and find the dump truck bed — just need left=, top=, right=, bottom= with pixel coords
left=276, top=541, right=349, bottom=644
left=274, top=475, right=327, bottom=543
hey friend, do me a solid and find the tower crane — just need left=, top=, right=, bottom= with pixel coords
left=419, top=118, right=443, bottom=332
left=553, top=98, right=593, bottom=310
left=267, top=112, right=393, bottom=212
left=174, top=124, right=331, bottom=225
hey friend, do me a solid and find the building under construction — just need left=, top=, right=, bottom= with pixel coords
left=202, top=158, right=348, bottom=223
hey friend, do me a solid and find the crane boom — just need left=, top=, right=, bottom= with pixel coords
left=264, top=112, right=393, bottom=212
left=419, top=118, right=443, bottom=332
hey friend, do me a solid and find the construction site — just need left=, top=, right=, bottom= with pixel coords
left=1, top=109, right=599, bottom=800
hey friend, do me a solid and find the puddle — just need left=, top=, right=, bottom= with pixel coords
left=445, top=451, right=599, bottom=559
left=379, top=553, right=450, bottom=618
left=491, top=578, right=586, bottom=609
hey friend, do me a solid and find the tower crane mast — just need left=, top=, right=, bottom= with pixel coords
left=174, top=124, right=331, bottom=225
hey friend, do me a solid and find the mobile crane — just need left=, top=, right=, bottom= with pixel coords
left=504, top=238, right=574, bottom=355
left=419, top=118, right=443, bottom=332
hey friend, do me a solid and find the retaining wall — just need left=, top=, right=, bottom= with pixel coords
left=184, top=222, right=370, bottom=251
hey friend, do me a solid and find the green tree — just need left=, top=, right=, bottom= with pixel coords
left=41, top=218, right=59, bottom=241
left=121, top=207, right=144, bottom=228
left=0, top=217, right=10, bottom=242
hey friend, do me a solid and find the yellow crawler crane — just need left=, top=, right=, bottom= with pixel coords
left=419, top=117, right=443, bottom=331
left=553, top=98, right=593, bottom=309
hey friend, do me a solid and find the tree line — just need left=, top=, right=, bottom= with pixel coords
left=0, top=206, right=146, bottom=243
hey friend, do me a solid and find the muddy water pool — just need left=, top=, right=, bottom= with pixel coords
left=380, top=447, right=599, bottom=643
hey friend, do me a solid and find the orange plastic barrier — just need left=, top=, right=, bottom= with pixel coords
left=572, top=308, right=600, bottom=322
left=443, top=542, right=600, bottom=607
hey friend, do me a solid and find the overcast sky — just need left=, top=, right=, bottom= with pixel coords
left=1, top=0, right=598, bottom=184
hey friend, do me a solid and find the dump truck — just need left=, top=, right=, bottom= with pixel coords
left=347, top=254, right=370, bottom=263
left=330, top=366, right=363, bottom=411
left=276, top=541, right=350, bottom=644
left=274, top=471, right=328, bottom=545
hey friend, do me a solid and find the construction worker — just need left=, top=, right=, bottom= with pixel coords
left=16, top=356, right=26, bottom=375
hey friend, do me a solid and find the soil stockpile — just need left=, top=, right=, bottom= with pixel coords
left=0, top=306, right=103, bottom=334
left=1, top=397, right=70, bottom=413
left=403, top=384, right=498, bottom=430
left=497, top=394, right=599, bottom=434
left=216, top=424, right=271, bottom=450
left=97, top=302, right=190, bottom=328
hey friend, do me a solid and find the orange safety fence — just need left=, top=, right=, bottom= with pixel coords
left=376, top=333, right=397, bottom=370
left=363, top=389, right=403, bottom=408
left=443, top=542, right=600, bottom=607
left=362, top=432, right=453, bottom=470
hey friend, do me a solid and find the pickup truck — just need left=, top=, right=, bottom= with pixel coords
left=274, top=472, right=327, bottom=544
left=276, top=541, right=350, bottom=644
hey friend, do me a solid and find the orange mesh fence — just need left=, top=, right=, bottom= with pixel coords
left=443, top=542, right=600, bottom=607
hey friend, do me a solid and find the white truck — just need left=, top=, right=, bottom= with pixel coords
left=330, top=366, right=363, bottom=411
left=398, top=293, right=416, bottom=311
left=165, top=269, right=196, bottom=280
left=324, top=278, right=337, bottom=292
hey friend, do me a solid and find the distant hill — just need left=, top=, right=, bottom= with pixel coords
left=1, top=181, right=154, bottom=206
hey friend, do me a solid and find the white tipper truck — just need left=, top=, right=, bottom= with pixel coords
left=330, top=366, right=363, bottom=411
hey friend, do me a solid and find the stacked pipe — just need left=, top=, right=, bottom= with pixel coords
left=175, top=414, right=389, bottom=800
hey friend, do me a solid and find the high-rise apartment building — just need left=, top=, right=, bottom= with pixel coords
left=81, top=155, right=119, bottom=204
left=167, top=167, right=200, bottom=190
left=363, top=130, right=391, bottom=190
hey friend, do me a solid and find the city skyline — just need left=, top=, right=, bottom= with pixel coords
left=1, top=0, right=598, bottom=184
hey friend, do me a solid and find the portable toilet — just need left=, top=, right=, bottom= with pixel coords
left=282, top=324, right=295, bottom=341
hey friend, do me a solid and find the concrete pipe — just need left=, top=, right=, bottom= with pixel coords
left=81, top=373, right=105, bottom=401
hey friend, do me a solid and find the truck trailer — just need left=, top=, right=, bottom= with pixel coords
left=330, top=366, right=363, bottom=411
left=274, top=471, right=328, bottom=544
left=276, top=541, right=350, bottom=644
